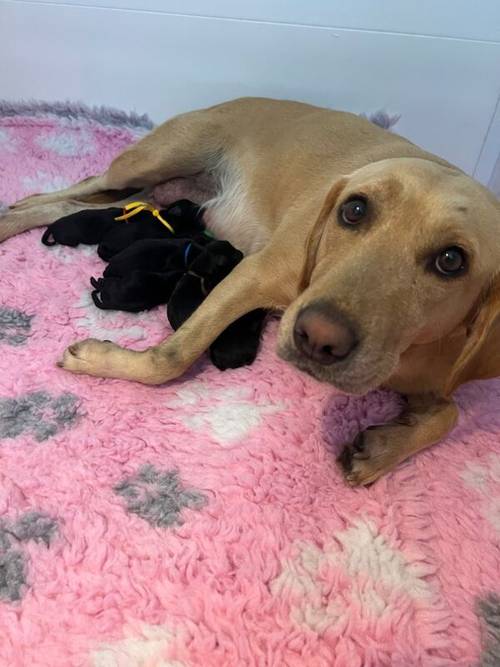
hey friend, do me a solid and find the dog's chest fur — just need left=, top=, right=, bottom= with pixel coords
left=152, top=164, right=270, bottom=256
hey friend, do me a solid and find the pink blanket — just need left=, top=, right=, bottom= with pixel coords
left=0, top=102, right=499, bottom=666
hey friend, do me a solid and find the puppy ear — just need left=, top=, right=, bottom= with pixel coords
left=299, top=178, right=347, bottom=290
left=445, top=274, right=500, bottom=395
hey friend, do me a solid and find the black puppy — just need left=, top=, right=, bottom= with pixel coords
left=90, top=237, right=235, bottom=315
left=41, top=208, right=120, bottom=247
left=91, top=271, right=182, bottom=312
left=166, top=240, right=244, bottom=329
left=91, top=237, right=211, bottom=312
left=98, top=201, right=205, bottom=261
left=102, top=236, right=211, bottom=279
left=42, top=199, right=205, bottom=260
left=167, top=240, right=267, bottom=370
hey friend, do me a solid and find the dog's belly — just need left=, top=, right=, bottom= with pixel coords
left=152, top=173, right=269, bottom=256
left=152, top=173, right=217, bottom=208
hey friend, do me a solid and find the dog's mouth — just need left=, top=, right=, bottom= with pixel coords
left=277, top=340, right=399, bottom=395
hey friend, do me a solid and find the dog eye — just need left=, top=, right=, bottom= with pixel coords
left=340, top=197, right=367, bottom=225
left=433, top=246, right=467, bottom=277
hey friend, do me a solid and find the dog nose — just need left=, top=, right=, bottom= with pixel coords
left=293, top=306, right=357, bottom=365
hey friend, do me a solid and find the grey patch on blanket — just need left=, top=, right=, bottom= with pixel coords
left=9, top=511, right=59, bottom=546
left=0, top=307, right=33, bottom=346
left=0, top=512, right=58, bottom=601
left=478, top=594, right=500, bottom=667
left=0, top=99, right=153, bottom=130
left=0, top=391, right=80, bottom=442
left=0, top=550, right=26, bottom=602
left=115, top=465, right=207, bottom=527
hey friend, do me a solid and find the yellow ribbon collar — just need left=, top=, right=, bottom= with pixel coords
left=114, top=201, right=175, bottom=234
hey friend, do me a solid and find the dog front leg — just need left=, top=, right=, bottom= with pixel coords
left=337, top=394, right=458, bottom=486
left=58, top=252, right=289, bottom=383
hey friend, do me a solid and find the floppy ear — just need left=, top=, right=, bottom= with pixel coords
left=299, top=177, right=347, bottom=290
left=445, top=274, right=500, bottom=395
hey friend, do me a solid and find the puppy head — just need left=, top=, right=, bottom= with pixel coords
left=277, top=158, right=500, bottom=394
left=190, top=241, right=243, bottom=286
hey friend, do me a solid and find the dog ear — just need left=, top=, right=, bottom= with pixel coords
left=299, top=177, right=347, bottom=290
left=445, top=274, right=500, bottom=395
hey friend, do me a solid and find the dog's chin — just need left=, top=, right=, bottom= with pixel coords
left=277, top=343, right=397, bottom=395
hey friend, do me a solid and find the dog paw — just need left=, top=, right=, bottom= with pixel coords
left=337, top=429, right=395, bottom=486
left=57, top=338, right=120, bottom=377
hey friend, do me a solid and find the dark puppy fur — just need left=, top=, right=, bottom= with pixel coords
left=208, top=309, right=267, bottom=370
left=42, top=208, right=120, bottom=247
left=41, top=199, right=205, bottom=260
left=93, top=237, right=266, bottom=369
left=91, top=272, right=182, bottom=312
left=102, top=236, right=210, bottom=278
left=99, top=200, right=205, bottom=260
left=43, top=201, right=266, bottom=370
left=91, top=237, right=210, bottom=312
left=167, top=240, right=244, bottom=329
left=167, top=241, right=267, bottom=370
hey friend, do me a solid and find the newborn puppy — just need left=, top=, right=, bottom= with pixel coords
left=91, top=271, right=182, bottom=312
left=41, top=199, right=205, bottom=260
left=91, top=237, right=210, bottom=312
left=102, top=236, right=210, bottom=278
left=97, top=200, right=205, bottom=261
left=166, top=240, right=244, bottom=328
left=41, top=208, right=120, bottom=247
left=167, top=240, right=266, bottom=370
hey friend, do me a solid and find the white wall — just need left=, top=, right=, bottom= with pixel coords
left=1, top=0, right=500, bottom=187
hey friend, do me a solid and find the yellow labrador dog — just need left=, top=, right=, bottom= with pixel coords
left=2, top=97, right=500, bottom=486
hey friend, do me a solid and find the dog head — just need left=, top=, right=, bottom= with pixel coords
left=277, top=157, right=500, bottom=394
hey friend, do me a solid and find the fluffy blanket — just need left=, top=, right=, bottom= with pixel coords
left=0, top=101, right=498, bottom=667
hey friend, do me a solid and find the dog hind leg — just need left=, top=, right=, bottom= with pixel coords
left=1, top=106, right=227, bottom=242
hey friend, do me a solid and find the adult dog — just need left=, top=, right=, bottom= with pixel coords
left=2, top=97, right=500, bottom=485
